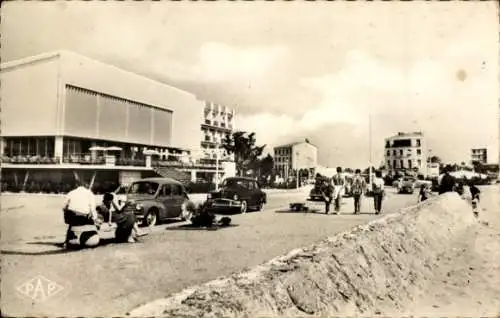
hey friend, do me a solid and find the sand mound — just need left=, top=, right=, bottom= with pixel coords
left=129, top=192, right=477, bottom=317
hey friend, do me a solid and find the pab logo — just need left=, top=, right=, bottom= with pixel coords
left=17, top=275, right=64, bottom=302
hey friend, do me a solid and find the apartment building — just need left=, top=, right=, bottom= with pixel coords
left=471, top=148, right=487, bottom=164
left=273, top=139, right=317, bottom=179
left=384, top=131, right=428, bottom=176
left=200, top=101, right=235, bottom=161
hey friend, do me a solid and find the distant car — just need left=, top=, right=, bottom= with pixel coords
left=398, top=177, right=416, bottom=194
left=205, top=177, right=267, bottom=213
left=122, top=177, right=195, bottom=226
left=308, top=186, right=325, bottom=201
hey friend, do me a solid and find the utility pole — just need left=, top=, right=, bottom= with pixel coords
left=369, top=112, right=373, bottom=187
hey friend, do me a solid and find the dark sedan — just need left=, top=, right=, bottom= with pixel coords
left=205, top=177, right=267, bottom=213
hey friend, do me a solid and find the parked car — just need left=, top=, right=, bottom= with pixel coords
left=122, top=177, right=195, bottom=226
left=308, top=186, right=325, bottom=201
left=205, top=177, right=267, bottom=213
left=398, top=177, right=416, bottom=194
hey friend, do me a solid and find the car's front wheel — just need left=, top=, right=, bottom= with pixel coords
left=143, top=209, right=158, bottom=227
left=240, top=200, right=248, bottom=214
left=255, top=200, right=264, bottom=212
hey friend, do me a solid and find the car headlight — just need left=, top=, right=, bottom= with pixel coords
left=136, top=204, right=143, bottom=210
left=207, top=193, right=212, bottom=199
left=233, top=194, right=238, bottom=200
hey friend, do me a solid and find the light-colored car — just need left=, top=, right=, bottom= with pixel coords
left=398, top=177, right=415, bottom=194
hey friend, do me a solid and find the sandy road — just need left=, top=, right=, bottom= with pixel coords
left=1, top=188, right=417, bottom=317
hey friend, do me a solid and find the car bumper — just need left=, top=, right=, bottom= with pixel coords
left=307, top=196, right=324, bottom=201
left=205, top=199, right=243, bottom=211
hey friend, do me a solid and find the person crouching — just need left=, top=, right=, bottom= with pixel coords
left=63, top=181, right=100, bottom=248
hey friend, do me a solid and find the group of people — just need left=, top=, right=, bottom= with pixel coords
left=62, top=181, right=147, bottom=249
left=316, top=167, right=386, bottom=215
left=438, top=166, right=482, bottom=217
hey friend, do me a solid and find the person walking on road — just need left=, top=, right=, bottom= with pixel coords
left=331, top=167, right=346, bottom=214
left=351, top=169, right=366, bottom=214
left=371, top=171, right=385, bottom=215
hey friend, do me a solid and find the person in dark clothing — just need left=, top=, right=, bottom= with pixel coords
left=322, top=180, right=334, bottom=214
left=438, top=166, right=457, bottom=194
left=418, top=184, right=431, bottom=203
left=469, top=182, right=481, bottom=218
left=97, top=193, right=138, bottom=243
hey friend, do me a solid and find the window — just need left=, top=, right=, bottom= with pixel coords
left=205, top=119, right=211, bottom=125
left=130, top=182, right=159, bottom=195
left=387, top=161, right=391, bottom=168
left=172, top=184, right=182, bottom=196
left=393, top=160, right=397, bottom=168
left=417, top=149, right=421, bottom=156
left=386, top=150, right=390, bottom=156
left=417, top=159, right=422, bottom=166
left=416, top=139, right=421, bottom=147
left=385, top=141, right=390, bottom=148
left=254, top=181, right=260, bottom=189
left=393, top=150, right=396, bottom=156
left=161, top=184, right=172, bottom=196
left=400, top=160, right=404, bottom=168
left=399, top=149, right=403, bottom=156
left=408, top=160, right=412, bottom=169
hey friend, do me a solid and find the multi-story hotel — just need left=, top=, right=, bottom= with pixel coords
left=200, top=101, right=235, bottom=161
left=0, top=50, right=233, bottom=191
left=471, top=148, right=488, bottom=165
left=384, top=132, right=428, bottom=177
left=273, top=139, right=318, bottom=179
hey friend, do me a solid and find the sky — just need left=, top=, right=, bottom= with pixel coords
left=2, top=1, right=498, bottom=168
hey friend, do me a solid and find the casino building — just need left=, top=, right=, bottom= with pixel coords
left=0, top=50, right=234, bottom=192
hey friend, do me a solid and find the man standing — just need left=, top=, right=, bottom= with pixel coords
left=438, top=165, right=456, bottom=194
left=371, top=171, right=385, bottom=215
left=331, top=167, right=345, bottom=214
left=322, top=179, right=333, bottom=214
left=351, top=169, right=366, bottom=214
left=63, top=180, right=100, bottom=248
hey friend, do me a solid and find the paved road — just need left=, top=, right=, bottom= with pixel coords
left=1, top=188, right=418, bottom=317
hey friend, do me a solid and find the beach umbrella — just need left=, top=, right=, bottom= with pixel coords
left=105, top=146, right=122, bottom=151
left=89, top=146, right=106, bottom=151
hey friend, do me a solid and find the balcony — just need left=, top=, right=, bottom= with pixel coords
left=2, top=155, right=61, bottom=165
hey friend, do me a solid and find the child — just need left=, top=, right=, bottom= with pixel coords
left=469, top=183, right=481, bottom=218
left=418, top=184, right=431, bottom=203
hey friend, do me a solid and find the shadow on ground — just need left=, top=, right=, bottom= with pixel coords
left=166, top=224, right=239, bottom=231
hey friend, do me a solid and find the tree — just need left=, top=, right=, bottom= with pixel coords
left=258, top=154, right=274, bottom=183
left=429, top=156, right=442, bottom=164
left=221, top=131, right=266, bottom=176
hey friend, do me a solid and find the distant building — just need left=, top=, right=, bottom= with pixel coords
left=273, top=139, right=317, bottom=179
left=471, top=148, right=487, bottom=165
left=384, top=131, right=428, bottom=177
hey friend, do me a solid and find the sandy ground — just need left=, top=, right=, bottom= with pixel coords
left=1, top=187, right=417, bottom=317
left=401, top=185, right=500, bottom=317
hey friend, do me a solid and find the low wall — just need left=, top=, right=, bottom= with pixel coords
left=129, top=192, right=477, bottom=317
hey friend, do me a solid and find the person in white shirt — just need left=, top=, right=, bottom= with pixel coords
left=331, top=167, right=346, bottom=214
left=371, top=171, right=385, bottom=215
left=63, top=181, right=100, bottom=248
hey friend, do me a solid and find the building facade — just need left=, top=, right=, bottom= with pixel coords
left=200, top=100, right=235, bottom=160
left=384, top=132, right=428, bottom=177
left=273, top=139, right=318, bottom=179
left=471, top=148, right=488, bottom=165
left=0, top=50, right=229, bottom=190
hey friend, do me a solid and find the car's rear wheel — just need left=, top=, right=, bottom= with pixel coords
left=143, top=209, right=158, bottom=227
left=240, top=200, right=248, bottom=214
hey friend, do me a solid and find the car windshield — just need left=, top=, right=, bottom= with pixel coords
left=221, top=179, right=248, bottom=189
left=129, top=181, right=159, bottom=195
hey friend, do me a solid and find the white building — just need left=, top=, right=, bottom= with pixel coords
left=200, top=100, right=235, bottom=160
left=471, top=148, right=488, bottom=164
left=384, top=131, right=428, bottom=177
left=0, top=50, right=224, bottom=187
left=273, top=139, right=318, bottom=179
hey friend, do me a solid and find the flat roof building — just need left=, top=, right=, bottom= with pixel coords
left=0, top=51, right=230, bottom=191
